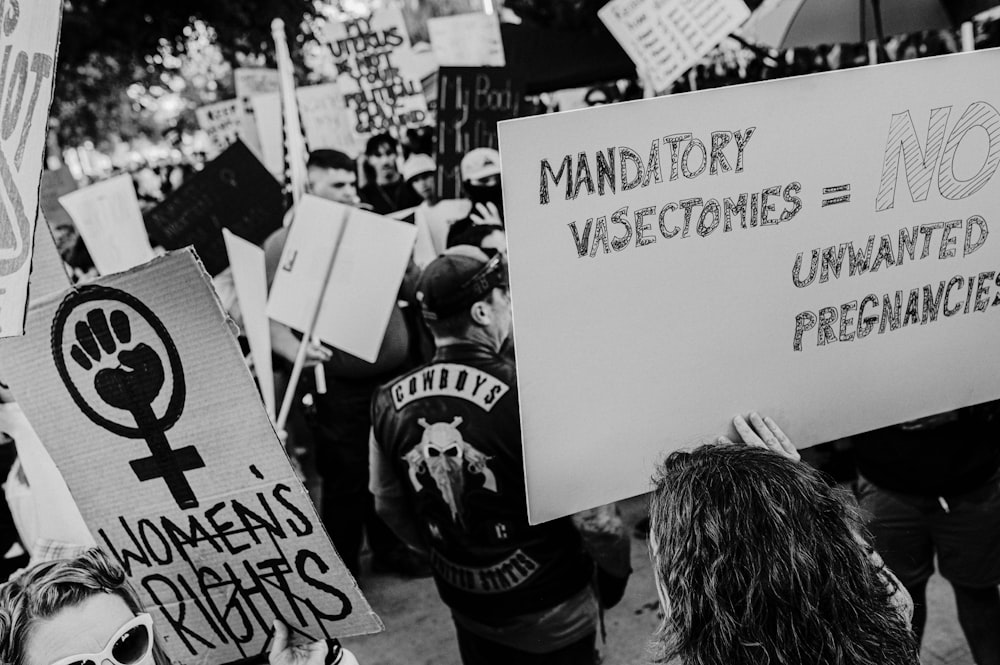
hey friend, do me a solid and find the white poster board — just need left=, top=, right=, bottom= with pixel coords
left=0, top=0, right=63, bottom=337
left=296, top=84, right=364, bottom=156
left=267, top=196, right=417, bottom=363
left=223, top=230, right=275, bottom=420
left=59, top=174, right=156, bottom=275
left=599, top=0, right=749, bottom=92
left=427, top=12, right=506, bottom=67
left=234, top=67, right=281, bottom=99
left=499, top=49, right=1000, bottom=523
left=195, top=99, right=244, bottom=158
left=0, top=250, right=382, bottom=661
left=250, top=92, right=286, bottom=179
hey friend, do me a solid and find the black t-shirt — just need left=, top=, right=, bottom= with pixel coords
left=853, top=402, right=1000, bottom=495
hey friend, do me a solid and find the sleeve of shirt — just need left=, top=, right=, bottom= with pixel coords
left=369, top=427, right=405, bottom=498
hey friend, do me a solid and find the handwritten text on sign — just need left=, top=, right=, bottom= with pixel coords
left=499, top=49, right=1000, bottom=523
left=0, top=0, right=62, bottom=336
left=0, top=251, right=381, bottom=662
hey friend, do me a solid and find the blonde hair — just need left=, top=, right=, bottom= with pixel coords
left=0, top=549, right=168, bottom=665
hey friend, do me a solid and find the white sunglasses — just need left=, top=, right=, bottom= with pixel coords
left=50, top=613, right=154, bottom=665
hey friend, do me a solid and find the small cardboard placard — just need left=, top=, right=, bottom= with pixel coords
left=436, top=67, right=521, bottom=200
left=0, top=250, right=381, bottom=661
left=0, top=0, right=63, bottom=337
left=314, top=6, right=429, bottom=135
left=296, top=83, right=365, bottom=156
left=145, top=141, right=285, bottom=276
left=267, top=196, right=417, bottom=363
left=195, top=99, right=244, bottom=158
left=499, top=48, right=1000, bottom=523
left=59, top=174, right=156, bottom=275
left=428, top=12, right=506, bottom=67
left=234, top=68, right=282, bottom=100
left=599, top=0, right=749, bottom=92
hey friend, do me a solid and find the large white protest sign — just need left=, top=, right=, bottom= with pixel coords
left=599, top=0, right=749, bottom=92
left=59, top=174, right=156, bottom=275
left=267, top=195, right=417, bottom=363
left=296, top=84, right=364, bottom=155
left=250, top=92, right=286, bottom=179
left=427, top=12, right=506, bottom=67
left=223, top=230, right=275, bottom=420
left=499, top=49, right=1000, bottom=523
left=0, top=250, right=382, bottom=661
left=195, top=99, right=244, bottom=158
left=314, top=6, right=428, bottom=136
left=0, top=0, right=63, bottom=337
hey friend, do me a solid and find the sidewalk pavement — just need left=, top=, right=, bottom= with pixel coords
left=344, top=495, right=975, bottom=665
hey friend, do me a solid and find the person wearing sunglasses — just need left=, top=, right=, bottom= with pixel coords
left=0, top=548, right=333, bottom=665
left=647, top=414, right=918, bottom=665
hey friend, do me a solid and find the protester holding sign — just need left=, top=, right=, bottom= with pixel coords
left=0, top=548, right=336, bottom=665
left=852, top=404, right=1000, bottom=665
left=648, top=414, right=918, bottom=665
left=370, top=247, right=628, bottom=665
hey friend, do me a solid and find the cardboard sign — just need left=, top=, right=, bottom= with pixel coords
left=39, top=168, right=78, bottom=233
left=223, top=230, right=275, bottom=420
left=267, top=196, right=417, bottom=363
left=234, top=68, right=281, bottom=100
left=499, top=49, right=1000, bottom=523
left=428, top=12, right=506, bottom=67
left=29, top=213, right=70, bottom=302
left=195, top=99, right=244, bottom=158
left=314, top=6, right=429, bottom=135
left=145, top=141, right=285, bottom=276
left=599, top=0, right=749, bottom=92
left=59, top=174, right=156, bottom=275
left=436, top=67, right=521, bottom=200
left=296, top=84, right=364, bottom=156
left=0, top=250, right=381, bottom=661
left=0, top=0, right=63, bottom=337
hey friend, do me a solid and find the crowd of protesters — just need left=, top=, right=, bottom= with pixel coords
left=1, top=16, right=1000, bottom=665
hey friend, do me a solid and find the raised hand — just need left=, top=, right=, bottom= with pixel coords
left=717, top=412, right=800, bottom=461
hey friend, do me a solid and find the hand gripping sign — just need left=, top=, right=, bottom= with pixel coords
left=0, top=250, right=381, bottom=662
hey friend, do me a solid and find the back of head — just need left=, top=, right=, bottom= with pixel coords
left=0, top=549, right=165, bottom=665
left=649, top=444, right=917, bottom=665
left=307, top=149, right=355, bottom=173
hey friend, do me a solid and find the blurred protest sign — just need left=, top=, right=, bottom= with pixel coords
left=39, top=168, right=78, bottom=232
left=195, top=99, right=244, bottom=158
left=0, top=0, right=63, bottom=337
left=314, top=6, right=428, bottom=135
left=599, top=0, right=749, bottom=92
left=250, top=92, right=286, bottom=178
left=145, top=141, right=285, bottom=276
left=436, top=67, right=521, bottom=199
left=267, top=195, right=417, bottom=363
left=428, top=12, right=506, bottom=67
left=297, top=83, right=364, bottom=155
left=499, top=49, right=1000, bottom=523
left=223, top=229, right=276, bottom=420
left=0, top=250, right=382, bottom=659
left=59, top=174, right=155, bottom=275
left=235, top=67, right=281, bottom=99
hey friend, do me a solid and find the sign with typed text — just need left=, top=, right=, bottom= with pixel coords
left=0, top=250, right=381, bottom=663
left=499, top=49, right=1000, bottom=523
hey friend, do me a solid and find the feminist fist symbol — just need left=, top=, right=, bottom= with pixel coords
left=56, top=292, right=204, bottom=510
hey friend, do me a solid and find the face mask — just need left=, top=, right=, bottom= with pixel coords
left=465, top=181, right=504, bottom=222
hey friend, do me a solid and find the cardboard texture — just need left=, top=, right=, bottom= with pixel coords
left=427, top=12, right=506, bottom=67
left=499, top=49, right=1000, bottom=523
left=296, top=84, right=364, bottom=156
left=29, top=212, right=71, bottom=302
left=599, top=0, right=749, bottom=92
left=436, top=67, right=521, bottom=200
left=314, top=6, right=428, bottom=136
left=223, top=230, right=276, bottom=420
left=39, top=167, right=78, bottom=232
left=195, top=99, right=244, bottom=158
left=0, top=0, right=64, bottom=337
left=0, top=250, right=381, bottom=662
left=59, top=174, right=156, bottom=275
left=145, top=142, right=285, bottom=276
left=0, top=402, right=93, bottom=549
left=266, top=195, right=417, bottom=363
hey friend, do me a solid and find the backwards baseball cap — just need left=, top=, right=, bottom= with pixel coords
left=460, top=148, right=501, bottom=182
left=416, top=247, right=508, bottom=320
left=402, top=153, right=436, bottom=182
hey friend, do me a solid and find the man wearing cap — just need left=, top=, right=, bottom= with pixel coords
left=369, top=248, right=599, bottom=664
left=446, top=147, right=506, bottom=248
